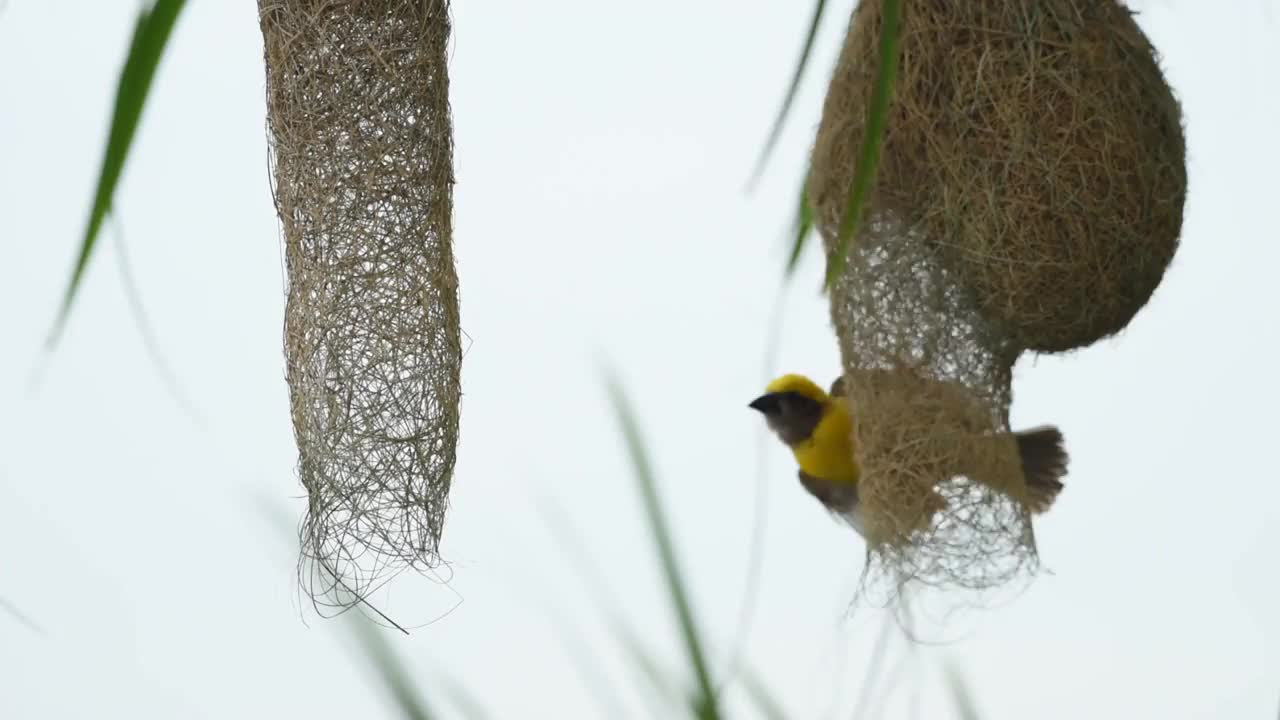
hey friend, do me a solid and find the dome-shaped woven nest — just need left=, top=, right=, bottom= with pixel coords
left=813, top=0, right=1186, bottom=355
left=808, top=0, right=1184, bottom=597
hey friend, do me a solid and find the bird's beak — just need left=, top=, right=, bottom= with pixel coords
left=748, top=393, right=779, bottom=414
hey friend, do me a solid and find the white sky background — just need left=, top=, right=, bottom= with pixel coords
left=1, top=0, right=1278, bottom=718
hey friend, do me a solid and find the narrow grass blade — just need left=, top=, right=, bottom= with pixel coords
left=0, top=595, right=46, bottom=636
left=785, top=181, right=814, bottom=277
left=862, top=644, right=913, bottom=720
left=616, top=628, right=682, bottom=711
left=823, top=0, right=900, bottom=291
left=537, top=495, right=627, bottom=616
left=943, top=662, right=982, bottom=720
left=605, top=374, right=720, bottom=719
left=435, top=672, right=494, bottom=720
left=348, top=618, right=436, bottom=720
left=739, top=663, right=790, bottom=720
left=109, top=214, right=203, bottom=423
left=552, top=613, right=635, bottom=719
left=747, top=0, right=828, bottom=190
left=848, top=614, right=895, bottom=719
left=715, top=281, right=789, bottom=695
left=48, top=0, right=187, bottom=347
left=535, top=498, right=638, bottom=716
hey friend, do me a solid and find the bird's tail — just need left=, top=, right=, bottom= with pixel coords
left=1014, top=425, right=1069, bottom=514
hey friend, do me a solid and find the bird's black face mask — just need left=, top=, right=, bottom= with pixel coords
left=748, top=391, right=824, bottom=446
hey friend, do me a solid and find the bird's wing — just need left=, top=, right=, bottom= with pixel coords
left=797, top=470, right=858, bottom=513
left=798, top=470, right=866, bottom=538
left=829, top=375, right=845, bottom=398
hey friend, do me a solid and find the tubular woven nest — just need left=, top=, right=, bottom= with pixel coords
left=260, top=0, right=461, bottom=614
left=809, top=0, right=1185, bottom=594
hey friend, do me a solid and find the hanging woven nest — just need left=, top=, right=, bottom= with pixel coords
left=809, top=0, right=1184, bottom=593
left=259, top=0, right=461, bottom=614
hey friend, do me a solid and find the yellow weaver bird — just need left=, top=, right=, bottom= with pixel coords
left=749, top=373, right=1067, bottom=537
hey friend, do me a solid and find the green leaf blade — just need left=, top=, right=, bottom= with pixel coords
left=823, top=0, right=901, bottom=291
left=749, top=0, right=829, bottom=190
left=739, top=663, right=790, bottom=720
left=944, top=662, right=983, bottom=720
left=605, top=374, right=721, bottom=720
left=49, top=0, right=187, bottom=347
left=785, top=182, right=814, bottom=277
left=349, top=620, right=437, bottom=720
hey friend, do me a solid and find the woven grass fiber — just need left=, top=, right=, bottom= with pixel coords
left=260, top=0, right=461, bottom=615
left=809, top=0, right=1184, bottom=596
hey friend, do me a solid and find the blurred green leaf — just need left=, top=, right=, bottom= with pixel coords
left=944, top=662, right=982, bottom=720
left=542, top=495, right=751, bottom=719
left=605, top=374, right=720, bottom=719
left=108, top=215, right=203, bottom=422
left=824, top=0, right=900, bottom=290
left=349, top=618, right=436, bottom=720
left=748, top=0, right=829, bottom=189
left=862, top=641, right=914, bottom=720
left=49, top=0, right=187, bottom=347
left=849, top=616, right=895, bottom=719
left=713, top=303, right=787, bottom=697
left=0, top=595, right=46, bottom=637
left=616, top=628, right=682, bottom=710
left=537, top=496, right=627, bottom=617
left=740, top=663, right=790, bottom=720
left=785, top=181, right=815, bottom=277
left=552, top=614, right=635, bottom=718
left=535, top=499, right=639, bottom=716
left=436, top=672, right=495, bottom=720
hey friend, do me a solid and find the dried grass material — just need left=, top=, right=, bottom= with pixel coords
left=260, top=0, right=461, bottom=613
left=831, top=222, right=1037, bottom=593
left=812, top=0, right=1186, bottom=354
left=809, top=0, right=1183, bottom=596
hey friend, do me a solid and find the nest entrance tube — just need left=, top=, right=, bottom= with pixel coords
left=828, top=221, right=1036, bottom=599
left=809, top=1, right=1185, bottom=602
left=260, top=0, right=461, bottom=616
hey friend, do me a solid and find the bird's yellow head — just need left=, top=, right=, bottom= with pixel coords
left=749, top=374, right=831, bottom=446
left=762, top=374, right=829, bottom=403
